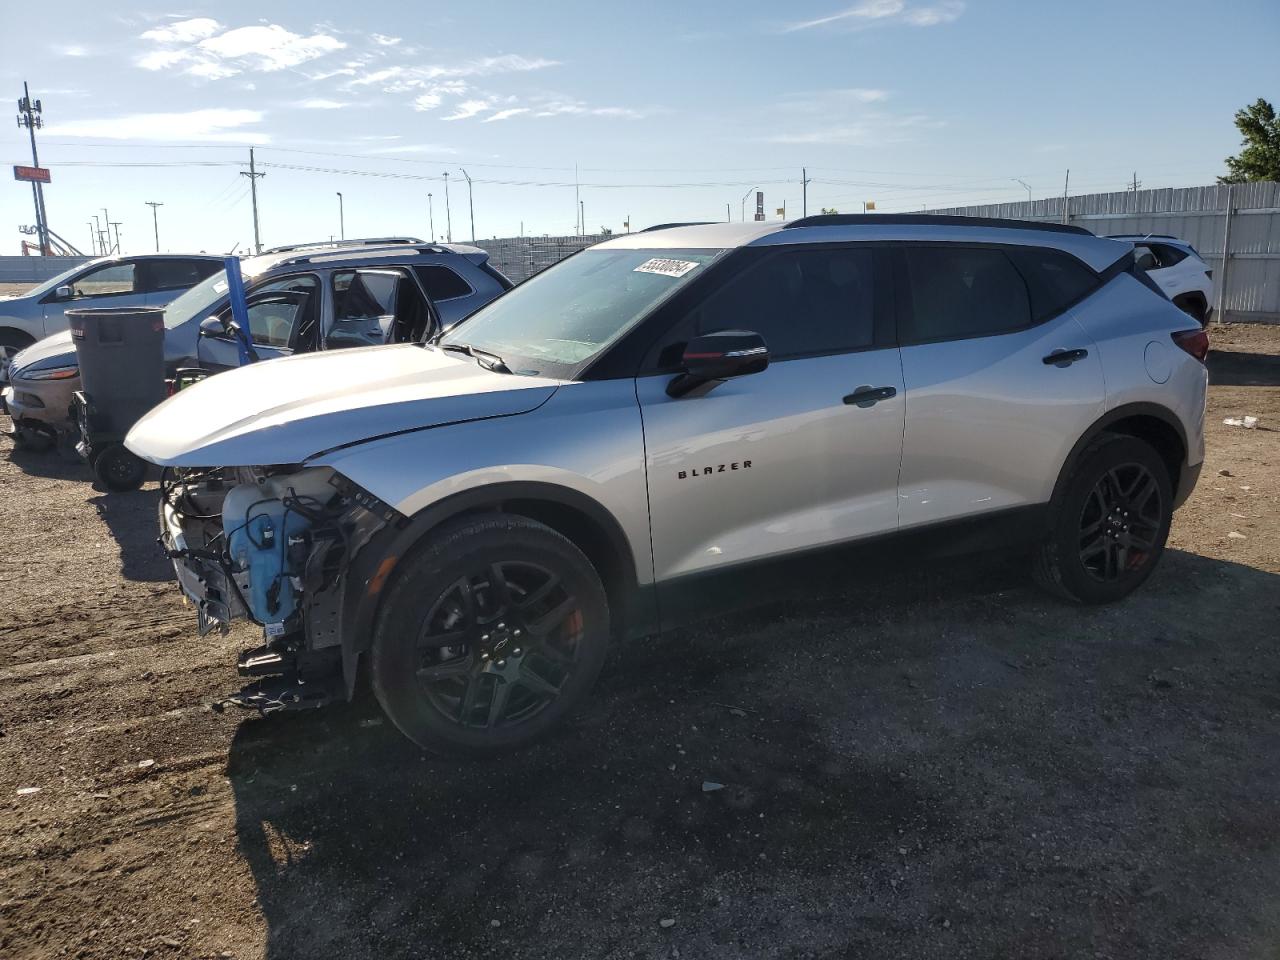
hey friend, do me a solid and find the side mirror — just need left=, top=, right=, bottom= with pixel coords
left=668, top=329, right=769, bottom=398
left=198, top=316, right=230, bottom=339
left=55, top=284, right=73, bottom=301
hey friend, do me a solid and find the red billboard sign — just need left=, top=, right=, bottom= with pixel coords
left=13, top=165, right=51, bottom=184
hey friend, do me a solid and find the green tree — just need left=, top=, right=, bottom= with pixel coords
left=1219, top=98, right=1280, bottom=183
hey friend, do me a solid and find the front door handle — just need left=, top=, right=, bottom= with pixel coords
left=843, top=385, right=897, bottom=408
left=1042, top=348, right=1089, bottom=367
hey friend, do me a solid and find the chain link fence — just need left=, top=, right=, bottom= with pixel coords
left=474, top=234, right=612, bottom=284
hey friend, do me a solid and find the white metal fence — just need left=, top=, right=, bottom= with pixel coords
left=474, top=233, right=611, bottom=284
left=926, top=181, right=1280, bottom=324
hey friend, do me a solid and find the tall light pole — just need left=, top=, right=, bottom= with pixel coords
left=240, top=148, right=264, bottom=254
left=1012, top=178, right=1032, bottom=202
left=460, top=169, right=475, bottom=242
left=427, top=193, right=435, bottom=242
left=443, top=172, right=452, bottom=242
left=144, top=201, right=163, bottom=252
left=739, top=186, right=757, bottom=222
left=580, top=200, right=585, bottom=236
left=336, top=191, right=344, bottom=240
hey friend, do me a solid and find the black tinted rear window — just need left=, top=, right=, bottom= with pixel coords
left=147, top=259, right=220, bottom=292
left=901, top=246, right=1031, bottom=342
left=414, top=265, right=472, bottom=301
left=1006, top=247, right=1099, bottom=321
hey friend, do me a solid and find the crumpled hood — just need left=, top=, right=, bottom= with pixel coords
left=11, top=331, right=74, bottom=376
left=126, top=344, right=564, bottom=467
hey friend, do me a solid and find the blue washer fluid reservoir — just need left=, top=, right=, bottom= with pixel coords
left=224, top=485, right=312, bottom=629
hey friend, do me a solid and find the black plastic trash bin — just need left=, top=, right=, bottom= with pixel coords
left=68, top=306, right=166, bottom=492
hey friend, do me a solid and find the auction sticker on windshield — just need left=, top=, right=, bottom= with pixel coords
left=634, top=258, right=701, bottom=278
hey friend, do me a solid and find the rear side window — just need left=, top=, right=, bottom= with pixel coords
left=414, top=264, right=472, bottom=301
left=900, top=246, right=1030, bottom=343
left=146, top=258, right=220, bottom=292
left=1006, top=247, right=1099, bottom=321
left=1151, top=243, right=1188, bottom=268
left=686, top=246, right=877, bottom=360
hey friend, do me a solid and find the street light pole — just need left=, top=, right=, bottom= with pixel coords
left=427, top=193, right=435, bottom=242
left=336, top=192, right=344, bottom=240
left=144, top=201, right=163, bottom=252
left=443, top=172, right=452, bottom=242
left=740, top=186, right=757, bottom=222
left=460, top=168, right=475, bottom=242
left=1012, top=178, right=1032, bottom=202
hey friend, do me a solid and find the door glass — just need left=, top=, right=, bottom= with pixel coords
left=687, top=247, right=876, bottom=360
left=71, top=262, right=136, bottom=298
left=146, top=259, right=218, bottom=292
left=221, top=275, right=318, bottom=348
left=331, top=268, right=430, bottom=346
left=1006, top=247, right=1100, bottom=321
left=414, top=264, right=472, bottom=301
left=901, top=247, right=1031, bottom=342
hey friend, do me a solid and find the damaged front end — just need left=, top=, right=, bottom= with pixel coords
left=159, top=464, right=400, bottom=714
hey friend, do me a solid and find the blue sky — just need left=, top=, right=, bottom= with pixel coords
left=2, top=0, right=1277, bottom=254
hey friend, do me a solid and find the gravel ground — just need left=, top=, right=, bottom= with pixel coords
left=1, top=324, right=1278, bottom=960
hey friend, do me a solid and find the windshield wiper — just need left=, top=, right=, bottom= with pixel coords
left=441, top=342, right=512, bottom=374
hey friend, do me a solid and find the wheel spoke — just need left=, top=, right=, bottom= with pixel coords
left=487, top=562, right=514, bottom=614
left=1131, top=475, right=1158, bottom=512
left=458, top=676, right=483, bottom=725
left=517, top=662, right=562, bottom=699
left=515, top=573, right=563, bottom=615
left=417, top=628, right=469, bottom=650
left=486, top=677, right=513, bottom=728
left=417, top=657, right=472, bottom=682
left=526, top=595, right=575, bottom=635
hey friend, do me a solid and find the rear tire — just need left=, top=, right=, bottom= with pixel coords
left=0, top=329, right=34, bottom=384
left=12, top=424, right=54, bottom=452
left=1034, top=434, right=1173, bottom=604
left=92, top=443, right=147, bottom=492
left=370, top=514, right=610, bottom=756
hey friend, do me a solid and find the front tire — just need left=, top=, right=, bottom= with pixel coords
left=91, top=443, right=147, bottom=492
left=370, top=514, right=610, bottom=756
left=1034, top=435, right=1173, bottom=604
left=0, top=330, right=34, bottom=384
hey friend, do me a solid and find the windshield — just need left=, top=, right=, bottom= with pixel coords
left=22, top=261, right=98, bottom=300
left=163, top=270, right=230, bottom=329
left=439, top=247, right=725, bottom=376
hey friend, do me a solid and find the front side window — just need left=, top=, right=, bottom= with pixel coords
left=684, top=246, right=876, bottom=360
left=217, top=275, right=319, bottom=349
left=901, top=247, right=1031, bottom=343
left=70, top=262, right=136, bottom=298
left=440, top=247, right=725, bottom=376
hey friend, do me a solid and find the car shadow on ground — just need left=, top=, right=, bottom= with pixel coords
left=90, top=486, right=173, bottom=582
left=1, top=437, right=87, bottom=480
left=224, top=547, right=1280, bottom=958
left=1208, top=347, right=1280, bottom=387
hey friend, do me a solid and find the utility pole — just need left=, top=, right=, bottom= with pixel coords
left=802, top=167, right=810, bottom=218
left=1130, top=171, right=1141, bottom=192
left=726, top=202, right=731, bottom=223
left=580, top=200, right=585, bottom=236
left=443, top=171, right=452, bottom=242
left=1062, top=169, right=1070, bottom=225
left=92, top=214, right=104, bottom=256
left=16, top=82, right=49, bottom=254
left=574, top=163, right=581, bottom=235
left=100, top=208, right=112, bottom=253
left=460, top=169, right=475, bottom=242
left=109, top=222, right=122, bottom=255
left=87, top=222, right=97, bottom=256
left=241, top=148, right=264, bottom=253
left=144, top=201, right=163, bottom=252
left=427, top=193, right=434, bottom=242
left=336, top=191, right=344, bottom=240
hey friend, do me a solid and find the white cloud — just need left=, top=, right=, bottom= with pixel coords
left=370, top=33, right=402, bottom=46
left=54, top=44, right=89, bottom=57
left=141, top=17, right=221, bottom=44
left=443, top=99, right=492, bottom=121
left=298, top=98, right=347, bottom=109
left=413, top=80, right=469, bottom=111
left=43, top=107, right=267, bottom=143
left=483, top=107, right=530, bottom=122
left=783, top=0, right=963, bottom=32
left=349, top=54, right=559, bottom=90
left=137, top=19, right=345, bottom=79
left=198, top=25, right=346, bottom=71
left=529, top=99, right=647, bottom=119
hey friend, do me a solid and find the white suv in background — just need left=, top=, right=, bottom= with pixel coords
left=1110, top=235, right=1214, bottom=325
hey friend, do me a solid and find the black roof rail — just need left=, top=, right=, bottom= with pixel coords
left=640, top=221, right=716, bottom=232
left=1105, top=233, right=1180, bottom=241
left=784, top=214, right=1093, bottom=237
left=263, top=236, right=426, bottom=254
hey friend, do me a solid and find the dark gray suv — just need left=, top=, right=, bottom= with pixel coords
left=3, top=238, right=511, bottom=447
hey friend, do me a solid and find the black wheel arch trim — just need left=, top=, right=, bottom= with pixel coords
left=1050, top=402, right=1192, bottom=515
left=335, top=480, right=652, bottom=697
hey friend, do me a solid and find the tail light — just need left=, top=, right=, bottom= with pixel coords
left=1172, top=328, right=1209, bottom=363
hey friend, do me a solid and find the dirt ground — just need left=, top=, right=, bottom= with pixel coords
left=1, top=325, right=1278, bottom=960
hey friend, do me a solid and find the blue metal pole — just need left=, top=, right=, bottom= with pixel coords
left=223, top=256, right=256, bottom=366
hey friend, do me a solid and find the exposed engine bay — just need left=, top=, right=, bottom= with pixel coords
left=159, top=465, right=396, bottom=713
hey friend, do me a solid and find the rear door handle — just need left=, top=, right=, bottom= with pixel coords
left=1042, top=348, right=1089, bottom=367
left=843, top=385, right=897, bottom=407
